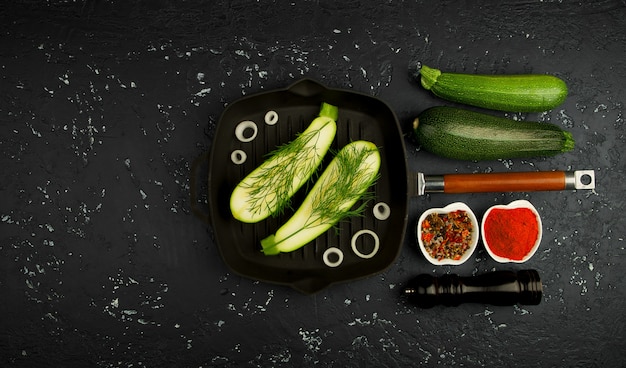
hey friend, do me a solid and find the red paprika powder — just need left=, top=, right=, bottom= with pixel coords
left=483, top=207, right=539, bottom=261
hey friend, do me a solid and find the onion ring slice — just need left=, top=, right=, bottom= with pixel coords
left=235, top=120, right=258, bottom=142
left=264, top=110, right=279, bottom=125
left=373, top=202, right=391, bottom=220
left=323, top=247, right=344, bottom=268
left=230, top=150, right=247, bottom=165
left=351, top=229, right=380, bottom=259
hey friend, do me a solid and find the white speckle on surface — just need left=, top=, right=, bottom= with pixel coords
left=58, top=74, right=70, bottom=85
left=299, top=328, right=322, bottom=353
left=595, top=272, right=603, bottom=287
left=29, top=124, right=42, bottom=137
left=594, top=103, right=608, bottom=114
left=559, top=109, right=574, bottom=128
left=234, top=49, right=250, bottom=59
left=352, top=335, right=369, bottom=347
left=194, top=88, right=212, bottom=97
left=475, top=309, right=494, bottom=317
left=140, top=189, right=147, bottom=200
left=348, top=318, right=369, bottom=327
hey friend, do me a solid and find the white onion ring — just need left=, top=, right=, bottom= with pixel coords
left=323, top=247, right=344, bottom=268
left=351, top=229, right=380, bottom=259
left=264, top=110, right=279, bottom=125
left=373, top=202, right=391, bottom=221
left=235, top=120, right=258, bottom=142
left=230, top=150, right=247, bottom=165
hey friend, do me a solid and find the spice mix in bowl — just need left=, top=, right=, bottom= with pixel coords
left=417, top=202, right=479, bottom=265
left=481, top=199, right=543, bottom=263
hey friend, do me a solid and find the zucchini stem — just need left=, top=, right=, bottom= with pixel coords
left=319, top=101, right=339, bottom=121
left=418, top=64, right=441, bottom=90
left=562, top=131, right=575, bottom=152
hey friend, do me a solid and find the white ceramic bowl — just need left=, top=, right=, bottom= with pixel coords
left=416, top=202, right=479, bottom=266
left=481, top=200, right=542, bottom=263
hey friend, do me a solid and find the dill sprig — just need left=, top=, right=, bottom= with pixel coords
left=260, top=141, right=381, bottom=255
left=241, top=120, right=334, bottom=217
left=305, top=143, right=380, bottom=227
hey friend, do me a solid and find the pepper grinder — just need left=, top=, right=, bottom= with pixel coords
left=402, top=270, right=542, bottom=308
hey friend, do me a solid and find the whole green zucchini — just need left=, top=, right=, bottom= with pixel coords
left=416, top=64, right=568, bottom=112
left=413, top=106, right=575, bottom=161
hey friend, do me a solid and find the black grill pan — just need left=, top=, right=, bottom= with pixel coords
left=207, top=79, right=408, bottom=294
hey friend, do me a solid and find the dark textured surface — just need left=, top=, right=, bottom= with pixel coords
left=1, top=1, right=625, bottom=367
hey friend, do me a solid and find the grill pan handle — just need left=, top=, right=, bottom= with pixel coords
left=291, top=277, right=331, bottom=295
left=190, top=152, right=211, bottom=224
left=286, top=78, right=327, bottom=97
left=416, top=170, right=595, bottom=195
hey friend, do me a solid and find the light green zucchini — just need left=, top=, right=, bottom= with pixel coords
left=416, top=64, right=568, bottom=112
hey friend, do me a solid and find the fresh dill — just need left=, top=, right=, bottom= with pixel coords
left=260, top=140, right=381, bottom=255
left=241, top=120, right=334, bottom=217
left=305, top=143, right=380, bottom=227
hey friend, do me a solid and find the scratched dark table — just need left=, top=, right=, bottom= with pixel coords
left=1, top=1, right=625, bottom=367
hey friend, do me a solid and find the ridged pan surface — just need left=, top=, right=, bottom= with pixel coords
left=208, top=79, right=408, bottom=294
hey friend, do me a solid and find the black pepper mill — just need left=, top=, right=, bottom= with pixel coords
left=402, top=270, right=542, bottom=308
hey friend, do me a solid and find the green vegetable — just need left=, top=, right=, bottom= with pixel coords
left=416, top=64, right=568, bottom=112
left=261, top=140, right=381, bottom=256
left=413, top=106, right=575, bottom=161
left=230, top=103, right=338, bottom=223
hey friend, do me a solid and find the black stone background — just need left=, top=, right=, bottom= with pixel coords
left=1, top=1, right=625, bottom=367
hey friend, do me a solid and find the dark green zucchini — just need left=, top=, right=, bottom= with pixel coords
left=413, top=106, right=575, bottom=161
left=416, top=64, right=568, bottom=112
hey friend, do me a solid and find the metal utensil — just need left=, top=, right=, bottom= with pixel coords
left=415, top=170, right=595, bottom=195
